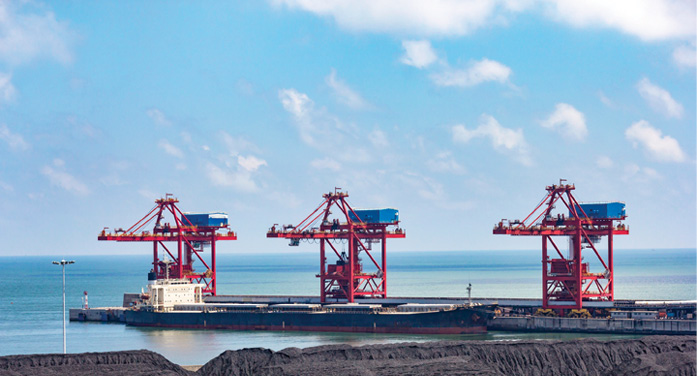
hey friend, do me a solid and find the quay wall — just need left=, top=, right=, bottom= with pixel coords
left=489, top=316, right=697, bottom=335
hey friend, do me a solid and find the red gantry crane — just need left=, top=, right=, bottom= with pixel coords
left=493, top=180, right=628, bottom=311
left=267, top=189, right=405, bottom=303
left=98, top=195, right=236, bottom=295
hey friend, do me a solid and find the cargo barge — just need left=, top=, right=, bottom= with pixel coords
left=124, top=277, right=489, bottom=334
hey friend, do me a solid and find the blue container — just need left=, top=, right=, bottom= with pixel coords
left=349, top=208, right=399, bottom=224
left=182, top=212, right=228, bottom=227
left=571, top=202, right=625, bottom=219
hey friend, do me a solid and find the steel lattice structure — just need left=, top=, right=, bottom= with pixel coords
left=267, top=189, right=405, bottom=303
left=98, top=195, right=236, bottom=295
left=493, top=181, right=628, bottom=310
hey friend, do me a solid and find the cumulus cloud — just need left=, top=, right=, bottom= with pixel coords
left=158, top=139, right=184, bottom=158
left=452, top=114, right=531, bottom=165
left=273, top=0, right=502, bottom=37
left=400, top=40, right=438, bottom=68
left=673, top=44, right=696, bottom=68
left=325, top=69, right=370, bottom=110
left=0, top=72, right=16, bottom=104
left=146, top=108, right=172, bottom=126
left=41, top=159, right=89, bottom=195
left=273, top=1, right=695, bottom=46
left=205, top=162, right=259, bottom=192
left=542, top=0, right=696, bottom=42
left=636, top=78, right=683, bottom=119
left=625, top=120, right=686, bottom=163
left=431, top=58, right=512, bottom=87
left=540, top=103, right=587, bottom=141
left=0, top=124, right=29, bottom=150
left=310, top=158, right=341, bottom=171
left=237, top=155, right=267, bottom=172
left=0, top=1, right=75, bottom=66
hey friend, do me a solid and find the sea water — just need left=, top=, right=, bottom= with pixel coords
left=0, top=249, right=694, bottom=365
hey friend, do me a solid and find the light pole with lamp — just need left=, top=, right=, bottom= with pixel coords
left=52, top=259, right=75, bottom=354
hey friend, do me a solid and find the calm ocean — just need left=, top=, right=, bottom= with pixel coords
left=0, top=249, right=694, bottom=365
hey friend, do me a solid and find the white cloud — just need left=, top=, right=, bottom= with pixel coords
left=673, top=44, right=696, bottom=68
left=220, top=132, right=261, bottom=156
left=540, top=103, right=587, bottom=141
left=636, top=78, right=683, bottom=119
left=622, top=163, right=662, bottom=183
left=0, top=124, right=29, bottom=150
left=625, top=120, right=686, bottom=163
left=238, top=155, right=267, bottom=172
left=597, top=91, right=614, bottom=108
left=369, top=129, right=389, bottom=147
left=0, top=72, right=16, bottom=104
left=205, top=162, right=259, bottom=192
left=41, top=159, right=89, bottom=196
left=427, top=151, right=466, bottom=174
left=0, top=1, right=75, bottom=66
left=542, top=0, right=696, bottom=42
left=273, top=0, right=502, bottom=37
left=596, top=155, right=613, bottom=169
left=158, top=139, right=184, bottom=158
left=279, top=88, right=364, bottom=163
left=325, top=69, right=370, bottom=109
left=146, top=108, right=172, bottom=126
left=310, top=158, right=341, bottom=171
left=400, top=40, right=438, bottom=68
left=431, top=58, right=512, bottom=87
left=0, top=180, right=12, bottom=192
left=273, top=1, right=695, bottom=45
left=279, top=88, right=317, bottom=146
left=452, top=114, right=531, bottom=165
left=398, top=172, right=473, bottom=210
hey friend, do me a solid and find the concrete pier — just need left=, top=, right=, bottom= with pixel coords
left=69, top=307, right=126, bottom=322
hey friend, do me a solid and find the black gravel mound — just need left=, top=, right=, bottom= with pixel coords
left=196, top=336, right=696, bottom=376
left=0, top=349, right=192, bottom=376
left=0, top=336, right=693, bottom=376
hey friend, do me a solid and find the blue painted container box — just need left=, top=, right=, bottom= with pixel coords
left=349, top=208, right=399, bottom=224
left=571, top=202, right=625, bottom=219
left=182, top=212, right=229, bottom=227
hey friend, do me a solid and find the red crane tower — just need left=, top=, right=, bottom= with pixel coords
left=98, top=195, right=236, bottom=295
left=493, top=181, right=628, bottom=310
left=267, top=189, right=405, bottom=303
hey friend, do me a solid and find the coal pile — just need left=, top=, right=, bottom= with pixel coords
left=0, top=336, right=693, bottom=376
left=197, top=336, right=695, bottom=376
left=0, top=350, right=191, bottom=376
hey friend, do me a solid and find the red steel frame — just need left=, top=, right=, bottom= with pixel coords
left=98, top=195, right=236, bottom=295
left=267, top=189, right=405, bottom=303
left=493, top=181, right=628, bottom=310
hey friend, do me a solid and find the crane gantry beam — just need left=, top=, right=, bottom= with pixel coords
left=98, top=195, right=236, bottom=295
left=267, top=189, right=405, bottom=303
left=494, top=181, right=628, bottom=310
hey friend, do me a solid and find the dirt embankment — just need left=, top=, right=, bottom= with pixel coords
left=0, top=336, right=694, bottom=376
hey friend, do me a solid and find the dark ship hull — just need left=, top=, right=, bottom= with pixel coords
left=125, top=307, right=488, bottom=334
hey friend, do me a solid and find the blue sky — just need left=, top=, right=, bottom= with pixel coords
left=0, top=0, right=694, bottom=255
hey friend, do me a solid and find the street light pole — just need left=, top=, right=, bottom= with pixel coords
left=52, top=260, right=75, bottom=354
